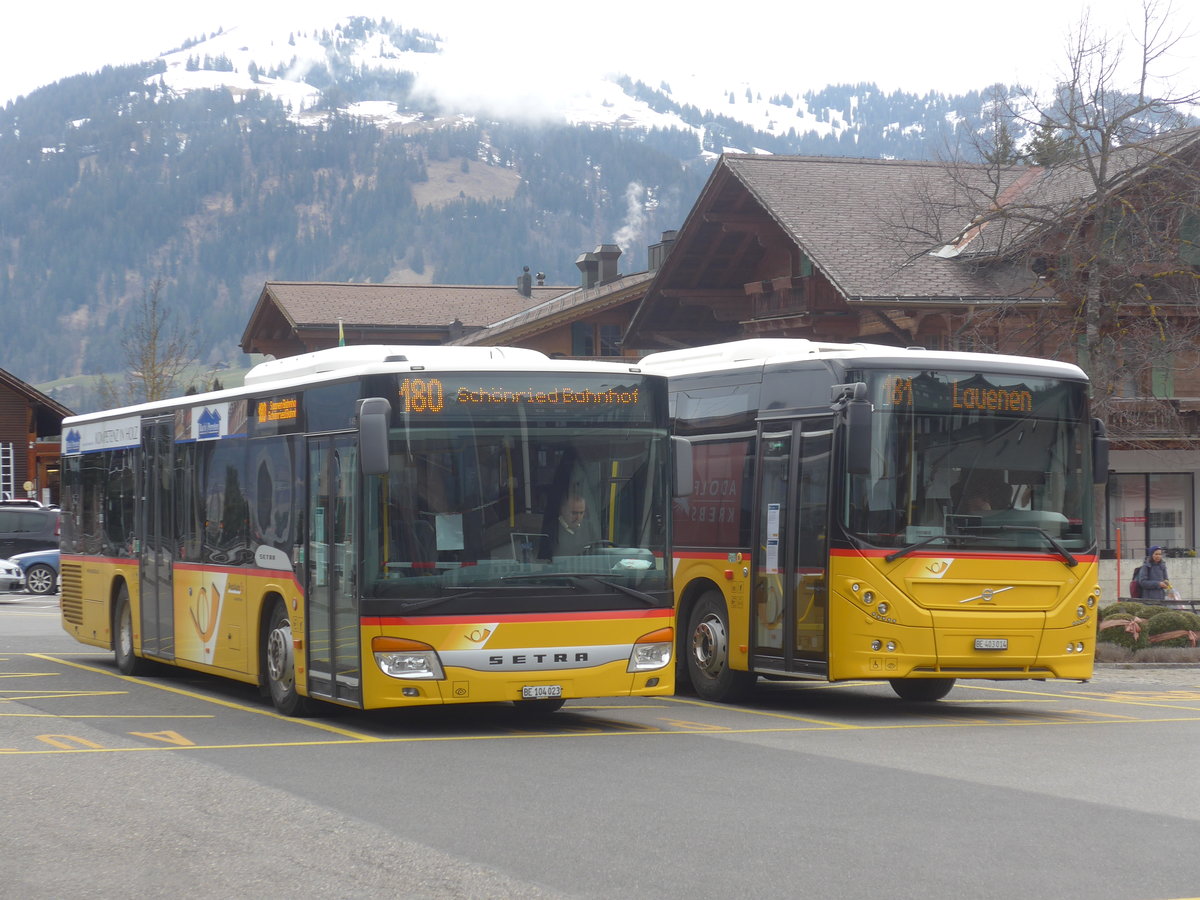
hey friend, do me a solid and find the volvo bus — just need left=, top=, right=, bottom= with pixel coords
left=641, top=339, right=1108, bottom=702
left=60, top=345, right=680, bottom=715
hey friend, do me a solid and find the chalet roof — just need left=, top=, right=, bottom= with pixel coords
left=239, top=281, right=571, bottom=354
left=0, top=366, right=73, bottom=435
left=453, top=271, right=655, bottom=346
left=956, top=126, right=1200, bottom=258
left=255, top=281, right=567, bottom=327
left=720, top=154, right=1033, bottom=302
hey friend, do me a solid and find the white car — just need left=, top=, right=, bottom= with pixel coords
left=0, top=558, right=24, bottom=591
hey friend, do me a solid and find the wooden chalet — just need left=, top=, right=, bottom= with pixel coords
left=0, top=367, right=73, bottom=505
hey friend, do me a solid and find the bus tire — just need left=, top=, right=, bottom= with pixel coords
left=687, top=590, right=754, bottom=702
left=114, top=584, right=150, bottom=676
left=264, top=601, right=317, bottom=717
left=889, top=678, right=955, bottom=702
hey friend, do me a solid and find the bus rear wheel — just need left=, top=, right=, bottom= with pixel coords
left=890, top=678, right=956, bottom=702
left=114, top=584, right=150, bottom=676
left=687, top=591, right=754, bottom=702
left=264, top=602, right=317, bottom=717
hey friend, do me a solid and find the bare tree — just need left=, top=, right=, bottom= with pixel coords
left=99, top=278, right=200, bottom=407
left=891, top=0, right=1200, bottom=446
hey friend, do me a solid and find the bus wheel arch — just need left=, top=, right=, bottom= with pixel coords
left=112, top=579, right=150, bottom=676
left=686, top=588, right=754, bottom=702
left=262, top=597, right=318, bottom=717
left=889, top=677, right=956, bottom=702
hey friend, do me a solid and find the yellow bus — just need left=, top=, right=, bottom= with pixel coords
left=641, top=339, right=1108, bottom=702
left=60, top=345, right=680, bottom=715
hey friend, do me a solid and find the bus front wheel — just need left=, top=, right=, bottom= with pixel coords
left=890, top=678, right=955, bottom=702
left=687, top=591, right=754, bottom=702
left=264, top=602, right=317, bottom=717
left=114, top=584, right=149, bottom=676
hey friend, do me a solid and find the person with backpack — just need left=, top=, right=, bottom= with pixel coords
left=1137, top=546, right=1170, bottom=601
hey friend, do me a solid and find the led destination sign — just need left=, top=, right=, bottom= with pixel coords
left=394, top=375, right=656, bottom=422
left=874, top=371, right=1076, bottom=417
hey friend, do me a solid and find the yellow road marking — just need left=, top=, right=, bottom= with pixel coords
left=1, top=691, right=127, bottom=701
left=5, top=710, right=1200, bottom=755
left=661, top=693, right=861, bottom=728
left=29, top=653, right=381, bottom=742
left=0, top=672, right=62, bottom=678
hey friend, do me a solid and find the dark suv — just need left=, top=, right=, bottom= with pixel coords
left=0, top=506, right=61, bottom=558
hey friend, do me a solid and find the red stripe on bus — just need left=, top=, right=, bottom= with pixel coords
left=364, top=608, right=673, bottom=626
left=833, top=548, right=1099, bottom=563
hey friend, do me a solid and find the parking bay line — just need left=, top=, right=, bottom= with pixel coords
left=31, top=653, right=383, bottom=742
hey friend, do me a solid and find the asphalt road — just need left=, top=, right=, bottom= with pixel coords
left=3, top=590, right=1200, bottom=899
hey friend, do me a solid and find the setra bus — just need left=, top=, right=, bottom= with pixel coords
left=640, top=339, right=1108, bottom=702
left=59, top=345, right=682, bottom=715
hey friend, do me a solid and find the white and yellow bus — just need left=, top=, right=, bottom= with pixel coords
left=641, top=339, right=1108, bottom=702
left=60, top=345, right=680, bottom=715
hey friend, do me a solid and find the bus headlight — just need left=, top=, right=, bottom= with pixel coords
left=373, top=637, right=445, bottom=680
left=628, top=627, right=673, bottom=672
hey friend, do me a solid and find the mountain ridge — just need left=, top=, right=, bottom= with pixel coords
left=1, top=15, right=1022, bottom=411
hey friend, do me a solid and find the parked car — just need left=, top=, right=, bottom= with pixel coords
left=0, top=557, right=23, bottom=591
left=0, top=506, right=60, bottom=558
left=10, top=548, right=59, bottom=595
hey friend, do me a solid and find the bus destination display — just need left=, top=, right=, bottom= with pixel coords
left=876, top=372, right=1062, bottom=416
left=397, top=376, right=647, bottom=418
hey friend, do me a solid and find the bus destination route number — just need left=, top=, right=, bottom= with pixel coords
left=399, top=377, right=446, bottom=413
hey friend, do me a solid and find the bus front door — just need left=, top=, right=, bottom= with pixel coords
left=306, top=436, right=362, bottom=706
left=138, top=415, right=174, bottom=661
left=752, top=418, right=832, bottom=675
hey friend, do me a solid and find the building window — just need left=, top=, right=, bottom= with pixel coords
left=1151, top=358, right=1176, bottom=398
left=598, top=324, right=621, bottom=356
left=1106, top=472, right=1193, bottom=558
left=571, top=322, right=623, bottom=357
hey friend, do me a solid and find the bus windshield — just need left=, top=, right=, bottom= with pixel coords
left=361, top=373, right=670, bottom=611
left=844, top=369, right=1095, bottom=555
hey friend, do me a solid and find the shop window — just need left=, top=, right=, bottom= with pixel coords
left=1106, top=472, right=1193, bottom=558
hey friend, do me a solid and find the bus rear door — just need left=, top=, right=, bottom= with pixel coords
left=138, top=415, right=175, bottom=661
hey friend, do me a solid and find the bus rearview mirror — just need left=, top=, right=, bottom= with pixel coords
left=673, top=436, right=693, bottom=497
left=357, top=397, right=391, bottom=476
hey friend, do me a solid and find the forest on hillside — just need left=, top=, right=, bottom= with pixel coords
left=0, top=40, right=1026, bottom=398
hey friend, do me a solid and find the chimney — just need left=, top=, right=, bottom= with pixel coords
left=517, top=266, right=532, bottom=298
left=595, top=244, right=621, bottom=285
left=648, top=230, right=677, bottom=271
left=576, top=251, right=600, bottom=290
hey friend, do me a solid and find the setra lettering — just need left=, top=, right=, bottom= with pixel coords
left=488, top=652, right=590, bottom=666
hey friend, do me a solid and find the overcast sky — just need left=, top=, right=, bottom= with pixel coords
left=1, top=0, right=1196, bottom=106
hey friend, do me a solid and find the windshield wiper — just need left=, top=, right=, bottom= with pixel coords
left=983, top=525, right=1079, bottom=567
left=884, top=534, right=951, bottom=563
left=395, top=586, right=517, bottom=612
left=502, top=573, right=664, bottom=606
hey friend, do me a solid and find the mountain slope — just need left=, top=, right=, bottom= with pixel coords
left=1, top=15, right=1014, bottom=408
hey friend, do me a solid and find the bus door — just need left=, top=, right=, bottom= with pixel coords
left=306, top=436, right=362, bottom=706
left=138, top=415, right=175, bottom=660
left=751, top=417, right=832, bottom=675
